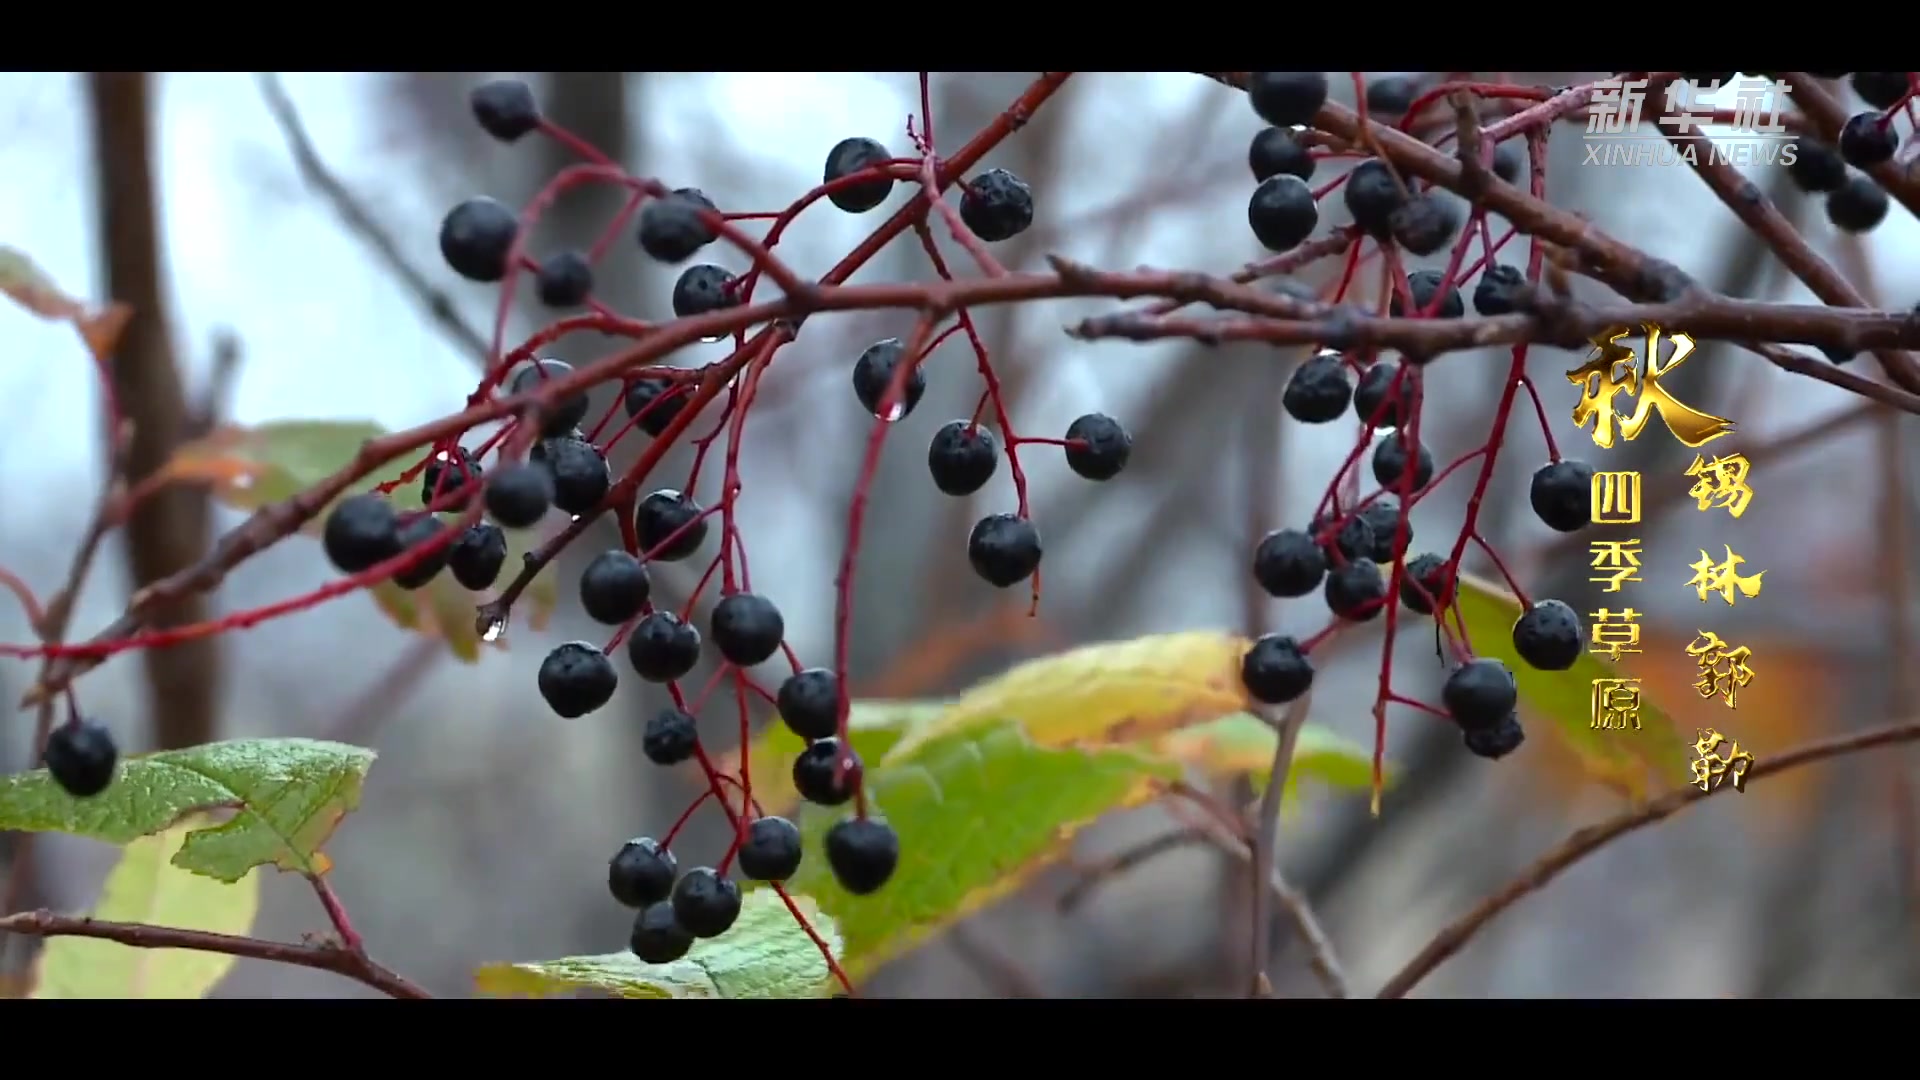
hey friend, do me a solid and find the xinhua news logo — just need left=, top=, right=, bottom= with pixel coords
left=1583, top=76, right=1797, bottom=168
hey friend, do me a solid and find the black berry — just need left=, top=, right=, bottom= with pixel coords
left=736, top=816, right=804, bottom=882
left=1310, top=509, right=1376, bottom=562
left=824, top=136, right=894, bottom=213
left=670, top=867, right=741, bottom=939
left=484, top=462, right=554, bottom=529
left=533, top=435, right=611, bottom=516
left=1249, top=127, right=1314, bottom=182
left=927, top=421, right=998, bottom=496
left=1529, top=460, right=1593, bottom=533
left=1473, top=264, right=1528, bottom=316
left=1512, top=598, right=1583, bottom=672
left=421, top=446, right=484, bottom=510
left=579, top=550, right=650, bottom=625
left=642, top=708, right=699, bottom=766
left=624, top=375, right=689, bottom=436
left=1325, top=558, right=1387, bottom=621
left=322, top=493, right=402, bottom=574
left=1353, top=360, right=1413, bottom=429
left=627, top=611, right=702, bottom=682
left=447, top=522, right=508, bottom=591
left=1390, top=269, right=1464, bottom=319
left=1365, top=75, right=1418, bottom=117
left=509, top=358, right=590, bottom=438
left=537, top=641, right=618, bottom=719
left=608, top=836, right=677, bottom=908
left=710, top=592, right=785, bottom=667
left=629, top=902, right=694, bottom=964
left=470, top=79, right=539, bottom=142
left=391, top=513, right=452, bottom=590
left=1463, top=713, right=1526, bottom=760
left=851, top=338, right=926, bottom=421
left=1442, top=658, right=1518, bottom=731
left=635, top=489, right=709, bottom=561
left=1252, top=527, right=1327, bottom=599
left=1851, top=72, right=1910, bottom=110
left=1387, top=194, right=1458, bottom=257
left=1248, top=174, right=1319, bottom=252
left=1371, top=432, right=1433, bottom=491
left=44, top=718, right=117, bottom=798
left=777, top=668, right=841, bottom=742
left=793, top=738, right=861, bottom=807
left=1827, top=175, right=1890, bottom=233
left=958, top=168, right=1033, bottom=243
left=825, top=818, right=899, bottom=896
left=1240, top=633, right=1314, bottom=705
left=671, top=263, right=740, bottom=319
left=1064, top=413, right=1131, bottom=481
left=1356, top=495, right=1413, bottom=563
left=439, top=196, right=518, bottom=283
left=535, top=251, right=593, bottom=309
left=1786, top=139, right=1849, bottom=194
left=967, top=513, right=1042, bottom=588
left=1248, top=71, right=1329, bottom=127
left=1398, top=552, right=1455, bottom=614
left=1839, top=112, right=1898, bottom=169
left=1343, top=160, right=1405, bottom=237
left=638, top=188, right=718, bottom=264
left=1282, top=351, right=1353, bottom=424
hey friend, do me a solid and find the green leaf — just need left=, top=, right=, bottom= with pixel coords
left=789, top=721, right=1181, bottom=981
left=724, top=700, right=950, bottom=817
left=160, top=419, right=557, bottom=656
left=32, top=814, right=262, bottom=999
left=474, top=889, right=841, bottom=999
left=1156, top=713, right=1384, bottom=797
left=1454, top=571, right=1677, bottom=795
left=0, top=738, right=375, bottom=882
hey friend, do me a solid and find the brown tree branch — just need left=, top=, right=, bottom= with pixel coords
left=86, top=72, right=220, bottom=751
left=1376, top=719, right=1920, bottom=998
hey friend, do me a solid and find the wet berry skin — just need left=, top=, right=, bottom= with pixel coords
left=1249, top=127, right=1314, bottom=182
left=1512, top=599, right=1583, bottom=671
left=447, top=523, right=508, bottom=591
left=1442, top=658, right=1518, bottom=731
left=959, top=168, right=1034, bottom=242
left=626, top=611, right=702, bottom=682
left=533, top=436, right=611, bottom=516
left=509, top=358, right=590, bottom=438
left=1282, top=351, right=1352, bottom=424
left=825, top=818, right=900, bottom=896
left=439, top=196, right=518, bottom=283
left=578, top=550, right=651, bottom=625
left=1248, top=174, right=1319, bottom=252
left=670, top=867, right=742, bottom=939
left=485, top=462, right=555, bottom=530
left=1325, top=558, right=1388, bottom=621
left=851, top=338, right=926, bottom=420
left=624, top=376, right=689, bottom=436
left=1252, top=527, right=1326, bottom=599
left=608, top=837, right=677, bottom=908
left=709, top=592, right=786, bottom=667
left=1398, top=552, right=1455, bottom=614
left=635, top=490, right=709, bottom=562
left=630, top=901, right=694, bottom=964
left=391, top=514, right=453, bottom=590
left=421, top=447, right=484, bottom=510
left=671, top=264, right=740, bottom=319
left=824, top=137, right=895, bottom=213
left=536, top=250, right=593, bottom=308
left=537, top=641, right=618, bottom=719
left=643, top=708, right=699, bottom=765
left=1063, top=413, right=1131, bottom=481
left=470, top=79, right=540, bottom=142
left=322, top=493, right=402, bottom=574
left=1529, top=460, right=1594, bottom=533
left=967, top=513, right=1042, bottom=587
left=927, top=421, right=998, bottom=496
left=1248, top=71, right=1329, bottom=128
left=777, top=668, right=841, bottom=742
left=736, top=816, right=804, bottom=882
left=638, top=188, right=719, bottom=264
left=1463, top=713, right=1526, bottom=760
left=1838, top=112, right=1898, bottom=169
left=793, top=739, right=862, bottom=807
left=1240, top=633, right=1314, bottom=705
left=44, top=718, right=118, bottom=798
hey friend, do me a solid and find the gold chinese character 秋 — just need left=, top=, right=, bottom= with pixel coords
left=1589, top=539, right=1644, bottom=592
left=1685, top=630, right=1756, bottom=709
left=1689, top=727, right=1756, bottom=793
left=1588, top=608, right=1643, bottom=661
left=1591, top=470, right=1642, bottom=525
left=1590, top=677, right=1643, bottom=730
left=1684, top=545, right=1766, bottom=606
left=1567, top=324, right=1737, bottom=450
left=1685, top=452, right=1754, bottom=519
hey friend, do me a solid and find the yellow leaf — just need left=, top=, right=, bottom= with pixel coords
left=30, top=814, right=261, bottom=999
left=1156, top=713, right=1385, bottom=799
left=883, top=631, right=1252, bottom=765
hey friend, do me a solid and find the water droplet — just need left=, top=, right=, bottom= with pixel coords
left=699, top=333, right=724, bottom=344
left=231, top=473, right=254, bottom=490
left=569, top=514, right=581, bottom=523
left=480, top=617, right=506, bottom=643
left=873, top=401, right=906, bottom=423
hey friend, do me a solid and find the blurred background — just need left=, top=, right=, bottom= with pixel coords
left=0, top=71, right=1915, bottom=998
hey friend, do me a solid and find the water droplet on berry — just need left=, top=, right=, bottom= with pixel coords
left=874, top=401, right=907, bottom=423
left=481, top=617, right=506, bottom=643
left=569, top=514, right=582, bottom=523
left=699, top=333, right=724, bottom=344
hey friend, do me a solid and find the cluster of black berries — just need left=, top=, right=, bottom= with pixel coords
left=1776, top=72, right=1909, bottom=237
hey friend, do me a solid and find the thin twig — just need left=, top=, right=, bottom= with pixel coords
left=1247, top=694, right=1311, bottom=996
left=255, top=72, right=492, bottom=364
left=1376, top=719, right=1920, bottom=999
